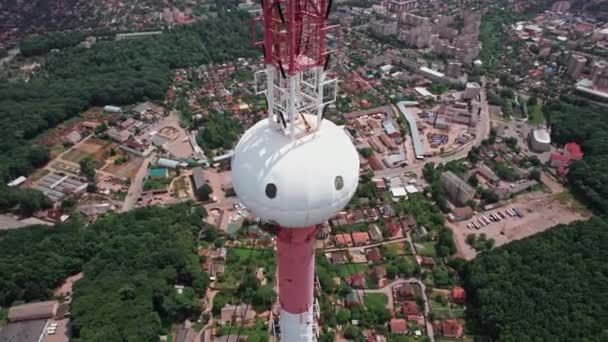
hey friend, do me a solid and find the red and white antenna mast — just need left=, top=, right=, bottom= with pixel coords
left=252, top=0, right=339, bottom=139
left=233, top=2, right=358, bottom=342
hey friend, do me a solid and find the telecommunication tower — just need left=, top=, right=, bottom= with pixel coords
left=231, top=1, right=359, bottom=341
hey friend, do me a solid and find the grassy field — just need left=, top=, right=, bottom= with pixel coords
left=364, top=293, right=388, bottom=309
left=385, top=242, right=406, bottom=255
left=231, top=248, right=267, bottom=259
left=335, top=263, right=369, bottom=278
left=528, top=101, right=545, bottom=125
left=415, top=242, right=437, bottom=257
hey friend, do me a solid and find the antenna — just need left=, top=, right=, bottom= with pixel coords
left=233, top=2, right=360, bottom=341
left=252, top=0, right=339, bottom=140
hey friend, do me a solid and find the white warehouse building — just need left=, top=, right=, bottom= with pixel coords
left=530, top=128, right=551, bottom=152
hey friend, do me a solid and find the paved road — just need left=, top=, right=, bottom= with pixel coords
left=355, top=278, right=435, bottom=342
left=120, top=154, right=154, bottom=212
left=320, top=236, right=409, bottom=253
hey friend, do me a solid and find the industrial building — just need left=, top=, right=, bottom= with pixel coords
left=33, top=173, right=88, bottom=202
left=530, top=128, right=551, bottom=152
left=440, top=171, right=475, bottom=206
left=191, top=166, right=206, bottom=190
left=462, top=82, right=481, bottom=100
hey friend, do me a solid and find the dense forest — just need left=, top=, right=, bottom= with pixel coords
left=463, top=95, right=608, bottom=340
left=0, top=10, right=257, bottom=213
left=544, top=99, right=608, bottom=214
left=0, top=219, right=90, bottom=306
left=0, top=204, right=209, bottom=341
left=463, top=219, right=608, bottom=341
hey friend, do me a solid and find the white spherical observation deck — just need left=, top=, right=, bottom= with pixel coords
left=231, top=118, right=360, bottom=228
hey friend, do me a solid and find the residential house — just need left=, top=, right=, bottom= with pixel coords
left=345, top=291, right=363, bottom=307
left=329, top=252, right=346, bottom=264
left=219, top=304, right=255, bottom=324
left=335, top=233, right=353, bottom=247
left=364, top=208, right=379, bottom=222
left=366, top=248, right=382, bottom=263
left=402, top=301, right=419, bottom=316
left=550, top=142, right=584, bottom=176
left=107, top=127, right=130, bottom=143
left=211, top=247, right=227, bottom=261
left=451, top=287, right=466, bottom=304
left=373, top=266, right=387, bottom=279
left=374, top=179, right=387, bottom=192
left=396, top=283, right=415, bottom=299
left=442, top=319, right=464, bottom=338
left=352, top=232, right=370, bottom=246
left=381, top=203, right=396, bottom=218
left=390, top=318, right=408, bottom=334
left=349, top=273, right=366, bottom=288
left=368, top=156, right=385, bottom=171
left=420, top=256, right=436, bottom=268
left=407, top=314, right=425, bottom=326
left=401, top=215, right=417, bottom=229
left=476, top=162, right=500, bottom=184
left=385, top=219, right=402, bottom=237
left=64, top=131, right=82, bottom=145
left=369, top=224, right=383, bottom=242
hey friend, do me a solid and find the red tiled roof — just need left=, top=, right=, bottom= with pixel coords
left=402, top=300, right=419, bottom=316
left=366, top=248, right=382, bottom=263
left=565, top=142, right=583, bottom=160
left=335, top=233, right=353, bottom=246
left=352, top=232, right=370, bottom=244
left=390, top=318, right=408, bottom=334
left=407, top=314, right=424, bottom=325
left=386, top=219, right=401, bottom=236
left=368, top=156, right=385, bottom=171
left=442, top=319, right=463, bottom=338
left=451, top=287, right=466, bottom=302
left=350, top=273, right=366, bottom=288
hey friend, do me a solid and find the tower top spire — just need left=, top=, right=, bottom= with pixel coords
left=251, top=0, right=339, bottom=140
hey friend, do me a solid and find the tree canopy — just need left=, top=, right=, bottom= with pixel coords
left=0, top=204, right=209, bottom=341
left=545, top=99, right=608, bottom=214
left=463, top=219, right=608, bottom=342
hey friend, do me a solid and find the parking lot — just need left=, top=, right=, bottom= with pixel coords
left=448, top=191, right=591, bottom=260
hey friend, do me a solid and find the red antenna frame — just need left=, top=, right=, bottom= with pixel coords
left=252, top=0, right=335, bottom=75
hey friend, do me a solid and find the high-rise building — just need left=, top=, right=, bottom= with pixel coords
left=441, top=171, right=475, bottom=206
left=591, top=60, right=608, bottom=82
left=370, top=20, right=399, bottom=36
left=446, top=62, right=463, bottom=78
left=462, top=82, right=481, bottom=101
left=383, top=0, right=418, bottom=13
left=566, top=54, right=587, bottom=79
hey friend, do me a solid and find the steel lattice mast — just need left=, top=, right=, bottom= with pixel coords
left=252, top=0, right=339, bottom=140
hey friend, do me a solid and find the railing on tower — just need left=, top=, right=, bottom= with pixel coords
left=251, top=0, right=340, bottom=139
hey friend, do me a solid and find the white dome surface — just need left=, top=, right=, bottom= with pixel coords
left=231, top=118, right=360, bottom=228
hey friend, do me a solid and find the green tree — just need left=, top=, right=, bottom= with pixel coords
left=79, top=156, right=96, bottom=180
left=343, top=325, right=362, bottom=340
left=336, top=308, right=351, bottom=325
left=196, top=183, right=213, bottom=201
left=252, top=286, right=277, bottom=310
left=529, top=169, right=541, bottom=181
left=358, top=147, right=373, bottom=158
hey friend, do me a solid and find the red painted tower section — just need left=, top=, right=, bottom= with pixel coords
left=252, top=0, right=338, bottom=74
left=276, top=226, right=317, bottom=314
